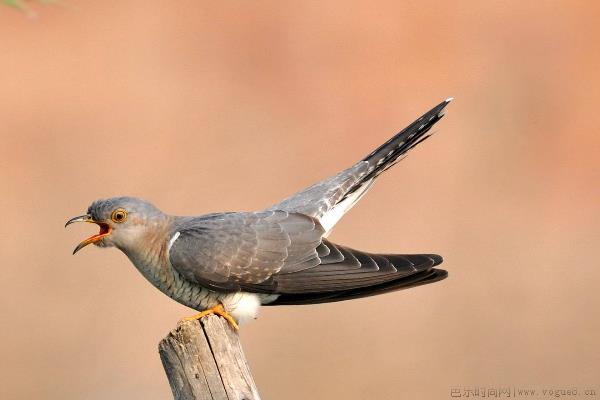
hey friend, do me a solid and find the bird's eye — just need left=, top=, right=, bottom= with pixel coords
left=111, top=209, right=128, bottom=223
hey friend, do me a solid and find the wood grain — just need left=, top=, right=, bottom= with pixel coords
left=159, top=315, right=261, bottom=400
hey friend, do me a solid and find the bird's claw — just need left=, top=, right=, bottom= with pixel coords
left=179, top=304, right=240, bottom=330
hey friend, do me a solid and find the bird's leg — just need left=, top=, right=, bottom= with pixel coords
left=180, top=304, right=240, bottom=330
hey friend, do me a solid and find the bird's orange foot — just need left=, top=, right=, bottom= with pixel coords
left=180, top=304, right=240, bottom=330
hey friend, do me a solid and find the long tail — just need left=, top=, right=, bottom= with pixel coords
left=342, top=98, right=452, bottom=201
left=269, top=98, right=453, bottom=235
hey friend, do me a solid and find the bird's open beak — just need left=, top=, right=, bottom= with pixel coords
left=65, top=214, right=112, bottom=254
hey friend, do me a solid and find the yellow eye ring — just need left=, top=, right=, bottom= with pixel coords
left=111, top=209, right=128, bottom=223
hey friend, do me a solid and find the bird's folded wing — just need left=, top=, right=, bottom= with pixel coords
left=168, top=211, right=441, bottom=294
left=168, top=211, right=325, bottom=291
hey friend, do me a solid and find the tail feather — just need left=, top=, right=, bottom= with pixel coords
left=342, top=98, right=452, bottom=201
left=268, top=98, right=452, bottom=236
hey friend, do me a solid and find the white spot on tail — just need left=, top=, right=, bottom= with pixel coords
left=319, top=179, right=374, bottom=236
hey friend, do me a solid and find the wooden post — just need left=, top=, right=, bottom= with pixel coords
left=159, top=315, right=261, bottom=400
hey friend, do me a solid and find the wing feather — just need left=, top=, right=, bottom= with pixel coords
left=169, top=215, right=443, bottom=296
left=168, top=211, right=324, bottom=291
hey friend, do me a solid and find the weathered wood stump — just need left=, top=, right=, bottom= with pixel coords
left=159, top=315, right=261, bottom=400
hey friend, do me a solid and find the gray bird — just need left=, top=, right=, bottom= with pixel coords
left=66, top=99, right=451, bottom=329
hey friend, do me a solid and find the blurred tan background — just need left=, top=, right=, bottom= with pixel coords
left=1, top=1, right=599, bottom=399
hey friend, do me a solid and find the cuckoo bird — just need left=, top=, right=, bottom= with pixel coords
left=66, top=99, right=451, bottom=329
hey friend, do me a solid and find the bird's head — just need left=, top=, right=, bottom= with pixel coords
left=66, top=196, right=167, bottom=254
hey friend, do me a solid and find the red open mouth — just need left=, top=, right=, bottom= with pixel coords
left=65, top=215, right=112, bottom=254
left=88, top=222, right=112, bottom=242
